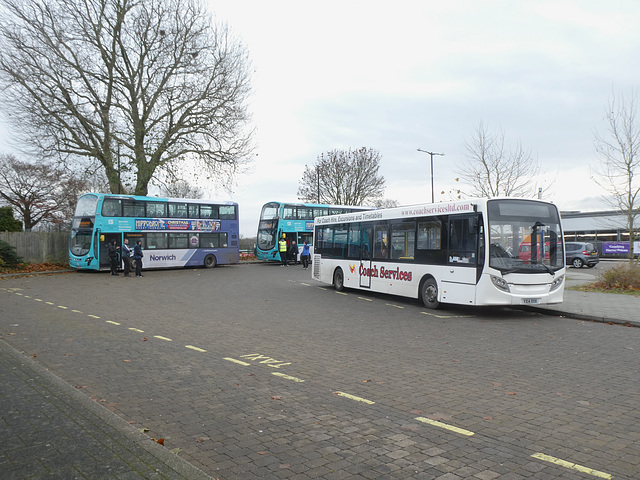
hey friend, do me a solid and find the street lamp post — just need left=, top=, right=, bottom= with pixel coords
left=417, top=149, right=445, bottom=203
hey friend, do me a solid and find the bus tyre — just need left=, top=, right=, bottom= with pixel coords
left=204, top=254, right=217, bottom=268
left=421, top=278, right=440, bottom=309
left=333, top=268, right=344, bottom=292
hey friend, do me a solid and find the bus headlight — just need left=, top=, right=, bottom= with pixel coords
left=490, top=275, right=510, bottom=293
left=550, top=274, right=564, bottom=292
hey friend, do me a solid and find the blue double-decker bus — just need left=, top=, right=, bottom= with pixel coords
left=256, top=201, right=374, bottom=263
left=69, top=193, right=239, bottom=271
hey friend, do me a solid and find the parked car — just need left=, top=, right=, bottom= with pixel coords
left=565, top=241, right=599, bottom=268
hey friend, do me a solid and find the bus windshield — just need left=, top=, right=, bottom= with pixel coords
left=257, top=202, right=279, bottom=251
left=487, top=199, right=563, bottom=273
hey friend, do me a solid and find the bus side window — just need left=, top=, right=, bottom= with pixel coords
left=415, top=217, right=445, bottom=264
left=347, top=223, right=361, bottom=259
left=373, top=223, right=389, bottom=260
left=448, top=217, right=477, bottom=264
left=102, top=198, right=122, bottom=217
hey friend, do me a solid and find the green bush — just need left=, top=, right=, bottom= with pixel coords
left=0, top=239, right=23, bottom=267
left=595, top=263, right=640, bottom=291
left=0, top=206, right=22, bottom=232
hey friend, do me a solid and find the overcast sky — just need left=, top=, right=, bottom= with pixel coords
left=207, top=0, right=640, bottom=237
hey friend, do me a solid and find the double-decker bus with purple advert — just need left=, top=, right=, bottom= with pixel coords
left=69, top=193, right=239, bottom=271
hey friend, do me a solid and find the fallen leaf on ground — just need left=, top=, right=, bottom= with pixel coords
left=505, top=392, right=517, bottom=395
left=195, top=436, right=211, bottom=443
left=152, top=438, right=165, bottom=446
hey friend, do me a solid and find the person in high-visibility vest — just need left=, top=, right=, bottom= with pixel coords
left=278, top=234, right=288, bottom=267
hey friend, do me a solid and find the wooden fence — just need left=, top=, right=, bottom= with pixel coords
left=0, top=231, right=69, bottom=264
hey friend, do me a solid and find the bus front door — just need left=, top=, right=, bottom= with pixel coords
left=99, top=233, right=121, bottom=270
left=360, top=226, right=373, bottom=288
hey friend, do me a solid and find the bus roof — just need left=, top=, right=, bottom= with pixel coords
left=314, top=197, right=558, bottom=225
left=79, top=192, right=237, bottom=205
left=262, top=200, right=374, bottom=210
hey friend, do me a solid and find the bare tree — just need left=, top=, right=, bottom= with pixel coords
left=0, top=0, right=253, bottom=196
left=159, top=180, right=204, bottom=199
left=373, top=198, right=400, bottom=208
left=458, top=122, right=540, bottom=198
left=0, top=154, right=79, bottom=230
left=593, top=89, right=640, bottom=260
left=297, top=148, right=386, bottom=205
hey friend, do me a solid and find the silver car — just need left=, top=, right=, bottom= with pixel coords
left=565, top=241, right=599, bottom=268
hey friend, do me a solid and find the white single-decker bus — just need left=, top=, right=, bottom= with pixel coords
left=312, top=198, right=565, bottom=308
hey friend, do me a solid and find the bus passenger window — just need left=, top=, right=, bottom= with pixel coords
left=219, top=206, right=236, bottom=220
left=200, top=205, right=214, bottom=218
left=169, top=233, right=189, bottom=248
left=188, top=204, right=200, bottom=218
left=391, top=221, right=416, bottom=260
left=147, top=202, right=167, bottom=218
left=101, top=198, right=122, bottom=217
left=169, top=203, right=188, bottom=218
left=146, top=233, right=167, bottom=249
left=448, top=217, right=477, bottom=264
left=123, top=200, right=145, bottom=217
left=373, top=224, right=389, bottom=260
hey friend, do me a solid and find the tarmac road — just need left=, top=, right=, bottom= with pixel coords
left=1, top=263, right=638, bottom=479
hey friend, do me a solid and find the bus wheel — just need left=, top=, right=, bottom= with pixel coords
left=204, top=254, right=217, bottom=268
left=333, top=268, right=344, bottom=292
left=421, top=278, right=440, bottom=309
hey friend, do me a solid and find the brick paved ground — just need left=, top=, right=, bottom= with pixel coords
left=1, top=263, right=638, bottom=479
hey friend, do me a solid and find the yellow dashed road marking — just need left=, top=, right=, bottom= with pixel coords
left=358, top=297, right=373, bottom=301
left=106, top=321, right=120, bottom=325
left=45, top=302, right=54, bottom=305
left=272, top=372, right=305, bottom=383
left=531, top=453, right=612, bottom=479
left=416, top=417, right=474, bottom=436
left=57, top=306, right=68, bottom=309
left=386, top=303, right=404, bottom=309
left=88, top=315, right=100, bottom=319
left=129, top=328, right=144, bottom=333
left=336, top=292, right=347, bottom=296
left=186, top=345, right=206, bottom=353
left=34, top=299, right=43, bottom=302
left=334, top=391, right=375, bottom=405
left=224, top=357, right=251, bottom=366
left=154, top=335, right=172, bottom=342
left=72, top=310, right=83, bottom=313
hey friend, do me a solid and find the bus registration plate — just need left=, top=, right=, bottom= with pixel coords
left=522, top=298, right=540, bottom=304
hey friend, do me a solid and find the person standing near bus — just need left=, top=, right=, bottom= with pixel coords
left=289, top=240, right=299, bottom=265
left=301, top=241, right=311, bottom=269
left=121, top=238, right=132, bottom=277
left=107, top=239, right=119, bottom=276
left=278, top=234, right=288, bottom=267
left=133, top=240, right=144, bottom=277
